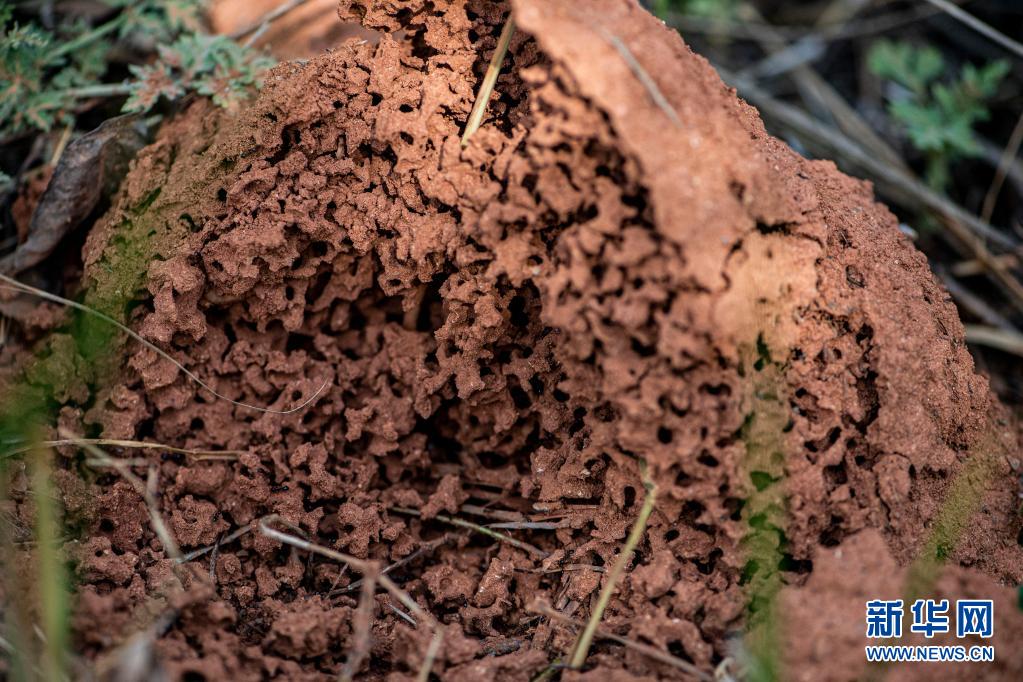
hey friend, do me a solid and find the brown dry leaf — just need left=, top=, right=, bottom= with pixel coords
left=0, top=115, right=149, bottom=277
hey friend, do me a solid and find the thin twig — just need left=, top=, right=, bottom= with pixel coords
left=258, top=516, right=444, bottom=678
left=241, top=22, right=273, bottom=50
left=459, top=504, right=525, bottom=522
left=964, top=325, right=1023, bottom=358
left=177, top=519, right=258, bottom=563
left=462, top=18, right=516, bottom=146
left=390, top=507, right=549, bottom=559
left=977, top=136, right=1023, bottom=198
left=982, top=110, right=1023, bottom=224
left=4, top=438, right=242, bottom=460
left=488, top=520, right=569, bottom=530
left=538, top=564, right=606, bottom=575
left=418, top=630, right=443, bottom=682
left=229, top=0, right=314, bottom=41
left=340, top=569, right=376, bottom=682
left=0, top=274, right=329, bottom=415
left=951, top=254, right=1019, bottom=278
left=63, top=431, right=182, bottom=562
left=534, top=601, right=712, bottom=681
left=386, top=602, right=417, bottom=628
left=921, top=0, right=1023, bottom=60
left=330, top=534, right=454, bottom=597
left=568, top=460, right=657, bottom=669
left=937, top=269, right=1017, bottom=332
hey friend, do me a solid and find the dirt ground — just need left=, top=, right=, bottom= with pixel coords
left=2, top=0, right=1021, bottom=680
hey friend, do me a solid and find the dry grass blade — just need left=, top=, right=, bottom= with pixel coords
left=921, top=0, right=1023, bottom=60
left=257, top=516, right=444, bottom=680
left=0, top=274, right=329, bottom=415
left=568, top=460, right=657, bottom=670
left=25, top=446, right=69, bottom=680
left=4, top=438, right=242, bottom=460
left=390, top=506, right=549, bottom=558
left=534, top=601, right=712, bottom=681
left=62, top=430, right=182, bottom=562
left=462, top=17, right=516, bottom=146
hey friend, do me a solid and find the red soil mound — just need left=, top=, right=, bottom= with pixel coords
left=11, top=0, right=1022, bottom=679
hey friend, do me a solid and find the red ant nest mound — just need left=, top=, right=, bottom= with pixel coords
left=28, top=0, right=1023, bottom=679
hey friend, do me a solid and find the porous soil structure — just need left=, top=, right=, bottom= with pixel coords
left=4, top=0, right=1023, bottom=680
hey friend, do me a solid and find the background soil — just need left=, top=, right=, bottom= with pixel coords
left=2, top=0, right=1022, bottom=680
left=209, top=0, right=368, bottom=61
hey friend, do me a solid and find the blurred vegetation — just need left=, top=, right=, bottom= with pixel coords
left=869, top=39, right=1008, bottom=190
left=0, top=0, right=272, bottom=140
left=653, top=0, right=739, bottom=21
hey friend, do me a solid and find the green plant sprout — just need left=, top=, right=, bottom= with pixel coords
left=868, top=39, right=1009, bottom=191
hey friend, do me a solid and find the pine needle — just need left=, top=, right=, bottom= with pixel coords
left=568, top=460, right=657, bottom=670
left=0, top=274, right=328, bottom=415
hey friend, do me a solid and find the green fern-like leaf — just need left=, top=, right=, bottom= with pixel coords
left=869, top=40, right=1008, bottom=190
